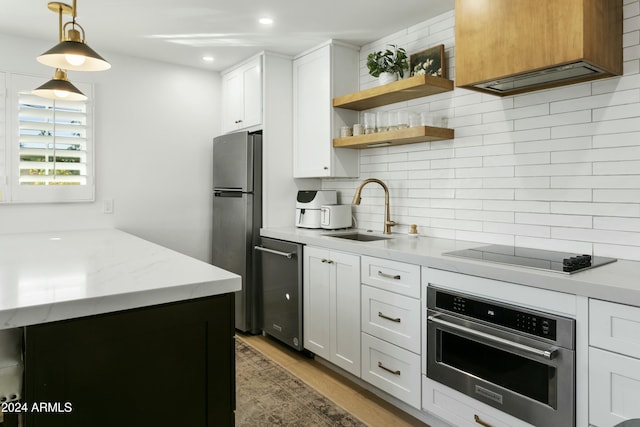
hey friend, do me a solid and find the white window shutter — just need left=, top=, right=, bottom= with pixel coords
left=9, top=74, right=94, bottom=203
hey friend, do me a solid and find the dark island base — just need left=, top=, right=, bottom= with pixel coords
left=20, top=293, right=235, bottom=427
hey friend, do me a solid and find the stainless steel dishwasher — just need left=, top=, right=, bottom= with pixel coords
left=255, top=237, right=303, bottom=350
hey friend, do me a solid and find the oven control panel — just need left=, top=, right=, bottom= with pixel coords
left=437, top=291, right=557, bottom=340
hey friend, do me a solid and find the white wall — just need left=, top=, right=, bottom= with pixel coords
left=323, top=1, right=640, bottom=261
left=0, top=33, right=220, bottom=261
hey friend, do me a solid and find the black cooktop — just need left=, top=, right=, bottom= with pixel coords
left=444, top=244, right=617, bottom=274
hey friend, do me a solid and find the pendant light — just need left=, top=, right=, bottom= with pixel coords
left=37, top=0, right=111, bottom=72
left=32, top=68, right=87, bottom=101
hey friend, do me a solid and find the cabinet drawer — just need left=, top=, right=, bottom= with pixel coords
left=361, top=333, right=421, bottom=409
left=589, top=347, right=640, bottom=426
left=590, top=299, right=640, bottom=359
left=361, top=256, right=420, bottom=298
left=422, top=377, right=534, bottom=427
left=361, top=285, right=420, bottom=354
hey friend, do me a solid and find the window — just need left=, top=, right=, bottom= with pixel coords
left=1, top=73, right=94, bottom=203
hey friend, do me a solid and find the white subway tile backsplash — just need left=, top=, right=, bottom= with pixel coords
left=483, top=200, right=550, bottom=213
left=456, top=189, right=514, bottom=200
left=515, top=213, right=593, bottom=228
left=552, top=227, right=640, bottom=246
left=594, top=160, right=640, bottom=174
left=551, top=90, right=639, bottom=114
left=455, top=166, right=514, bottom=178
left=594, top=243, right=640, bottom=260
left=484, top=177, right=550, bottom=188
left=515, top=188, right=592, bottom=201
left=483, top=222, right=551, bottom=238
left=551, top=175, right=640, bottom=188
left=593, top=131, right=640, bottom=148
left=516, top=163, right=592, bottom=176
left=515, top=236, right=594, bottom=255
left=593, top=100, right=640, bottom=121
left=454, top=231, right=515, bottom=246
left=457, top=209, right=515, bottom=223
left=515, top=136, right=592, bottom=154
left=593, top=189, right=640, bottom=202
left=488, top=128, right=551, bottom=145
left=551, top=202, right=640, bottom=217
left=321, top=1, right=640, bottom=261
left=552, top=146, right=640, bottom=163
left=594, top=216, right=640, bottom=232
left=516, top=110, right=592, bottom=131
left=484, top=152, right=550, bottom=167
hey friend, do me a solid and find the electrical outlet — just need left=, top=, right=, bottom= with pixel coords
left=103, top=199, right=114, bottom=214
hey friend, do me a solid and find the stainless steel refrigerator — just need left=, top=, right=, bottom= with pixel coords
left=212, top=130, right=262, bottom=334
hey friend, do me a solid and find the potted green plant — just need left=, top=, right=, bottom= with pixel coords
left=366, top=44, right=409, bottom=85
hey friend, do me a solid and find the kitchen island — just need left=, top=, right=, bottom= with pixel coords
left=0, top=229, right=240, bottom=427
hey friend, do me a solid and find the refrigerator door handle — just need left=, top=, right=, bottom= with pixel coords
left=255, top=246, right=294, bottom=259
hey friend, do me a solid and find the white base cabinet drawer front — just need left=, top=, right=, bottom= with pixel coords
left=361, top=285, right=421, bottom=354
left=589, top=347, right=640, bottom=426
left=422, top=377, right=535, bottom=427
left=361, top=256, right=420, bottom=298
left=590, top=299, right=640, bottom=359
left=361, top=333, right=421, bottom=409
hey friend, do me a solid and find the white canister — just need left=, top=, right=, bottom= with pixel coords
left=340, top=126, right=353, bottom=137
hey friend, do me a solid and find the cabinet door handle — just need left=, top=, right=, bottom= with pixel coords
left=234, top=119, right=243, bottom=124
left=377, top=361, right=400, bottom=376
left=474, top=414, right=493, bottom=427
left=321, top=259, right=334, bottom=264
left=323, top=166, right=329, bottom=170
left=378, top=270, right=401, bottom=280
left=378, top=312, right=401, bottom=323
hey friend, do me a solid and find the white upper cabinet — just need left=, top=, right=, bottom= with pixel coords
left=221, top=56, right=262, bottom=133
left=293, top=41, right=359, bottom=178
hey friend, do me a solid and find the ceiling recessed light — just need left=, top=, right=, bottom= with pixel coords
left=202, top=56, right=214, bottom=62
left=259, top=18, right=273, bottom=25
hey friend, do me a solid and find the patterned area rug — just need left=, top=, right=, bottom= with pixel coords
left=235, top=338, right=368, bottom=426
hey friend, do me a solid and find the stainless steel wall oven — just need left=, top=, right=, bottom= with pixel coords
left=427, top=286, right=575, bottom=427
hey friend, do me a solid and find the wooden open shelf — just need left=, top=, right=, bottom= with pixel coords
left=332, top=74, right=454, bottom=111
left=333, top=126, right=454, bottom=149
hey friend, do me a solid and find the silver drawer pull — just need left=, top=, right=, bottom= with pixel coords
left=378, top=312, right=401, bottom=323
left=377, top=362, right=400, bottom=376
left=378, top=270, right=400, bottom=280
left=254, top=246, right=294, bottom=259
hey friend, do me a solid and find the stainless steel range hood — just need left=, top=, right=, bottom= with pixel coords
left=474, top=61, right=608, bottom=95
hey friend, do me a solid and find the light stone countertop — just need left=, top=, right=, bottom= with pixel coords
left=261, top=227, right=640, bottom=307
left=0, top=229, right=240, bottom=330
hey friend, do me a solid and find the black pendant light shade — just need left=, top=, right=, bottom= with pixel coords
left=37, top=28, right=111, bottom=71
left=37, top=1, right=111, bottom=72
left=32, top=69, right=88, bottom=101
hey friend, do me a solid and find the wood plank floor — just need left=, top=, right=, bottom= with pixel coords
left=237, top=333, right=430, bottom=427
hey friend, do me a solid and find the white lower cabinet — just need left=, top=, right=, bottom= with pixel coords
left=422, top=377, right=535, bottom=427
left=362, top=333, right=421, bottom=409
left=360, top=257, right=422, bottom=409
left=589, top=299, right=640, bottom=426
left=303, top=246, right=360, bottom=376
left=361, top=284, right=421, bottom=354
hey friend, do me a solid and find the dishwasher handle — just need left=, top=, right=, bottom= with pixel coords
left=254, top=246, right=295, bottom=259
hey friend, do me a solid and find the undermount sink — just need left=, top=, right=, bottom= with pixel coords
left=327, top=232, right=392, bottom=242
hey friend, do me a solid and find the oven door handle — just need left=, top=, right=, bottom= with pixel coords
left=428, top=315, right=557, bottom=360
